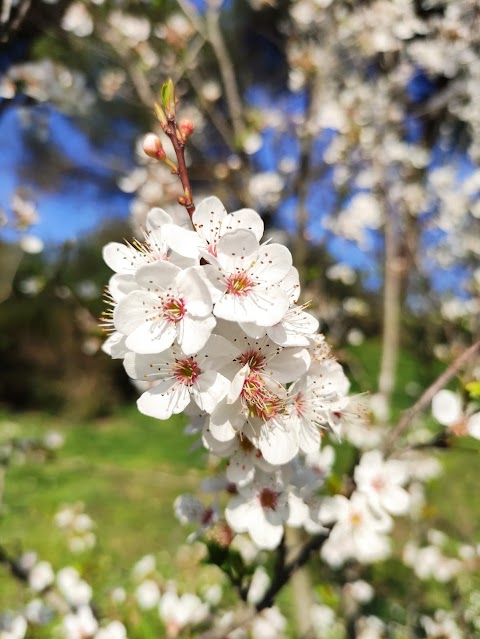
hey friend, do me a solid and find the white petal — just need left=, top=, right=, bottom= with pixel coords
left=467, top=413, right=480, bottom=439
left=162, top=224, right=203, bottom=258
left=198, top=334, right=241, bottom=368
left=177, top=315, right=216, bottom=356
left=268, top=311, right=319, bottom=346
left=102, top=332, right=128, bottom=359
left=123, top=350, right=172, bottom=380
left=103, top=242, right=142, bottom=274
left=297, top=418, right=321, bottom=454
left=287, top=493, right=309, bottom=527
left=267, top=347, right=310, bottom=383
left=126, top=320, right=176, bottom=354
left=258, top=422, right=298, bottom=465
left=214, top=287, right=289, bottom=326
left=137, top=381, right=190, bottom=419
left=227, top=208, right=264, bottom=241
left=216, top=229, right=259, bottom=272
left=146, top=207, right=172, bottom=232
left=135, top=261, right=181, bottom=290
left=238, top=322, right=267, bottom=340
left=226, top=450, right=256, bottom=485
left=209, top=402, right=245, bottom=441
left=225, top=496, right=250, bottom=533
left=280, top=267, right=301, bottom=301
left=249, top=243, right=293, bottom=284
left=431, top=389, right=462, bottom=425
left=176, top=267, right=213, bottom=316
left=381, top=487, right=410, bottom=516
left=114, top=290, right=158, bottom=335
left=193, top=371, right=230, bottom=414
left=227, top=364, right=250, bottom=404
left=192, top=196, right=227, bottom=243
left=108, top=274, right=138, bottom=301
left=248, top=516, right=284, bottom=550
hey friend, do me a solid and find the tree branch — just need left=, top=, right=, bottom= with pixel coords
left=384, top=339, right=480, bottom=455
left=256, top=530, right=329, bottom=611
left=205, top=0, right=245, bottom=144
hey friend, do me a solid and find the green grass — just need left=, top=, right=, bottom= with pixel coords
left=0, top=407, right=210, bottom=607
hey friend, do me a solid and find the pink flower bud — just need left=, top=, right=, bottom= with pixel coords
left=143, top=134, right=166, bottom=160
left=179, top=119, right=195, bottom=139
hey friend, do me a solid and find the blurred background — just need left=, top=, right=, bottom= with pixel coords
left=0, top=0, right=479, bottom=632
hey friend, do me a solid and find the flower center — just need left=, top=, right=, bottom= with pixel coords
left=162, top=297, right=186, bottom=323
left=241, top=374, right=285, bottom=421
left=201, top=507, right=215, bottom=526
left=239, top=348, right=266, bottom=373
left=259, top=488, right=278, bottom=511
left=172, top=357, right=201, bottom=385
left=371, top=477, right=385, bottom=492
left=294, top=391, right=306, bottom=416
left=350, top=512, right=362, bottom=527
left=225, top=271, right=254, bottom=297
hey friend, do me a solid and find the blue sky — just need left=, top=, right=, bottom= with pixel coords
left=0, top=104, right=134, bottom=247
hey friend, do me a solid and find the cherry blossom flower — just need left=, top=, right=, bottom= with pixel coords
left=431, top=389, right=480, bottom=438
left=319, top=492, right=392, bottom=566
left=286, top=366, right=349, bottom=453
left=101, top=275, right=138, bottom=359
left=56, top=568, right=92, bottom=607
left=62, top=606, right=98, bottom=639
left=239, top=267, right=319, bottom=346
left=173, top=494, right=219, bottom=540
left=432, top=389, right=463, bottom=426
left=162, top=196, right=264, bottom=260
left=135, top=580, right=161, bottom=610
left=102, top=207, right=193, bottom=278
left=250, top=607, right=287, bottom=639
left=123, top=336, right=235, bottom=419
left=159, top=589, right=209, bottom=637
left=354, top=450, right=411, bottom=516
left=114, top=262, right=216, bottom=355
left=28, top=560, right=54, bottom=592
left=225, top=470, right=305, bottom=549
left=207, top=331, right=310, bottom=464
left=201, top=229, right=292, bottom=326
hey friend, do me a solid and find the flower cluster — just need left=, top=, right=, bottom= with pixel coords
left=102, top=196, right=356, bottom=549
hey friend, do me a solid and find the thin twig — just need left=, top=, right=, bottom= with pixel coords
left=162, top=115, right=196, bottom=217
left=205, top=0, right=245, bottom=143
left=256, top=530, right=329, bottom=611
left=384, top=339, right=480, bottom=456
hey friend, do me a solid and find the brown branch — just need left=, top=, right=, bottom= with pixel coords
left=256, top=530, right=329, bottom=612
left=205, top=0, right=245, bottom=144
left=292, top=71, right=324, bottom=284
left=162, top=116, right=195, bottom=218
left=384, top=339, right=480, bottom=455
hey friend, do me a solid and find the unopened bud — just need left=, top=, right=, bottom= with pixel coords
left=207, top=523, right=234, bottom=548
left=161, top=78, right=176, bottom=118
left=154, top=103, right=168, bottom=129
left=179, top=119, right=195, bottom=140
left=178, top=196, right=186, bottom=206
left=143, top=134, right=166, bottom=160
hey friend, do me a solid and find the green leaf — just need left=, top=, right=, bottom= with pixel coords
left=466, top=381, right=480, bottom=399
left=161, top=79, right=175, bottom=116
